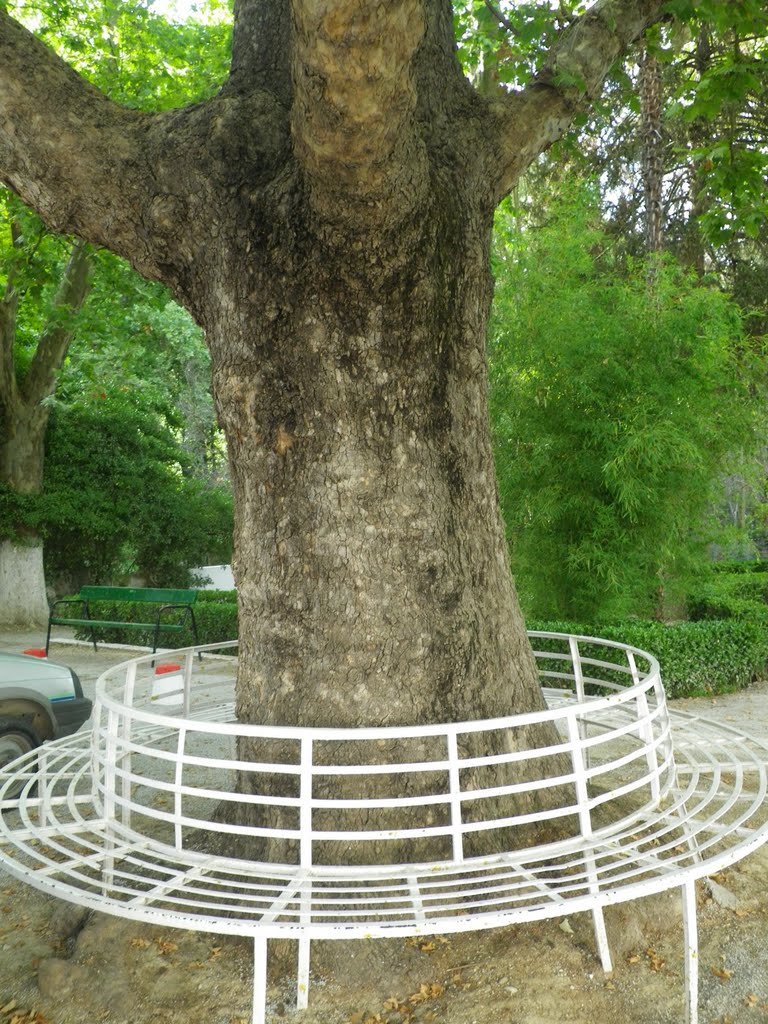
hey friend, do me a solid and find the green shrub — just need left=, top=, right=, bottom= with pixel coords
left=529, top=618, right=768, bottom=698
left=194, top=589, right=237, bottom=605
left=686, top=571, right=768, bottom=622
left=193, top=599, right=238, bottom=644
left=712, top=560, right=768, bottom=574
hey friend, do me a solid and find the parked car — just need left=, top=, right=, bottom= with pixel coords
left=0, top=651, right=93, bottom=776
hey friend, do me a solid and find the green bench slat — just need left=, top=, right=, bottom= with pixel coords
left=49, top=618, right=186, bottom=631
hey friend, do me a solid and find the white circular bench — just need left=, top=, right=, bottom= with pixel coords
left=1, top=632, right=767, bottom=1024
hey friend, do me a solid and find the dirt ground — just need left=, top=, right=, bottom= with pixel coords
left=1, top=630, right=768, bottom=1024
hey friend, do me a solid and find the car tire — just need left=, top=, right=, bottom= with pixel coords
left=0, top=717, right=41, bottom=799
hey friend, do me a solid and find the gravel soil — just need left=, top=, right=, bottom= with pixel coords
left=1, top=630, right=767, bottom=1024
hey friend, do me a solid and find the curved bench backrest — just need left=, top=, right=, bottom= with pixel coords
left=90, top=634, right=675, bottom=868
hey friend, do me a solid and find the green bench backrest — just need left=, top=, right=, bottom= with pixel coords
left=79, top=586, right=197, bottom=605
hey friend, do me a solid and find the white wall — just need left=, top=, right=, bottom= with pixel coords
left=191, top=564, right=235, bottom=590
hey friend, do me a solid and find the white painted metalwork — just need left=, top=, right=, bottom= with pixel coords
left=1, top=633, right=767, bottom=1024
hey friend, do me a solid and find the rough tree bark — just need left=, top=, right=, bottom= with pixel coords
left=639, top=45, right=665, bottom=257
left=0, top=0, right=665, bottom=736
left=0, top=231, right=93, bottom=624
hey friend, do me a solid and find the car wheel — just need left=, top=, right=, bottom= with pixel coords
left=0, top=717, right=41, bottom=799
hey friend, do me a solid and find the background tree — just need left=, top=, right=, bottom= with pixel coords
left=0, top=0, right=230, bottom=622
left=39, top=393, right=232, bottom=589
left=489, top=190, right=766, bottom=622
left=486, top=0, right=768, bottom=282
left=0, top=196, right=92, bottom=623
left=58, top=248, right=228, bottom=487
left=471, top=0, right=768, bottom=581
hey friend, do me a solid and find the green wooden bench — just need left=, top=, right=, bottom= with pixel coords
left=46, top=586, right=199, bottom=656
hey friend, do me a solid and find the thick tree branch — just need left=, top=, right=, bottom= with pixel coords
left=21, top=240, right=93, bottom=407
left=0, top=219, right=22, bottom=412
left=226, top=0, right=293, bottom=106
left=0, top=10, right=290, bottom=295
left=484, top=0, right=514, bottom=34
left=0, top=287, right=18, bottom=413
left=290, top=0, right=430, bottom=227
left=0, top=12, right=159, bottom=257
left=486, top=0, right=666, bottom=201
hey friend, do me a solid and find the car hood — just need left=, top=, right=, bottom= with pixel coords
left=0, top=652, right=74, bottom=686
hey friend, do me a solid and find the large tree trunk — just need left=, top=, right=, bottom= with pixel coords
left=0, top=406, right=49, bottom=625
left=211, top=199, right=539, bottom=731
left=0, top=0, right=667, bottom=839
left=0, top=540, right=48, bottom=625
left=197, top=128, right=565, bottom=857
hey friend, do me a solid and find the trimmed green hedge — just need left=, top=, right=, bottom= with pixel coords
left=529, top=618, right=768, bottom=698
left=72, top=593, right=767, bottom=700
left=195, top=589, right=237, bottom=605
left=686, top=571, right=768, bottom=624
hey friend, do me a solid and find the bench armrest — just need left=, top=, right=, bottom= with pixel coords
left=154, top=603, right=200, bottom=656
left=49, top=596, right=90, bottom=616
left=46, top=596, right=90, bottom=655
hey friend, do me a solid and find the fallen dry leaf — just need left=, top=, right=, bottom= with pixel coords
left=711, top=966, right=734, bottom=982
left=408, top=982, right=443, bottom=1005
left=646, top=949, right=666, bottom=973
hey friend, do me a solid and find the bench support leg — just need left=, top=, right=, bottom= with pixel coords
left=591, top=907, right=612, bottom=973
left=682, top=879, right=698, bottom=1024
left=252, top=935, right=268, bottom=1024
left=297, top=936, right=311, bottom=1010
